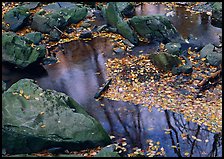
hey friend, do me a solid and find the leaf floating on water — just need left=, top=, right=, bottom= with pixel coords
left=196, top=138, right=202, bottom=142
left=192, top=136, right=197, bottom=140
left=184, top=152, right=189, bottom=156
left=171, top=145, right=177, bottom=148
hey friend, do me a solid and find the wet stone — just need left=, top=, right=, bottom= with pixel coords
left=3, top=6, right=30, bottom=32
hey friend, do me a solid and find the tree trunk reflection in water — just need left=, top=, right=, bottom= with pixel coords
left=164, top=110, right=221, bottom=157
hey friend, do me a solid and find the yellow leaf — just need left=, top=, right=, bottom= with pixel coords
left=20, top=89, right=23, bottom=95
left=184, top=152, right=189, bottom=156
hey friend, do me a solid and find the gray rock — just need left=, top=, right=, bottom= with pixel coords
left=2, top=79, right=111, bottom=154
left=206, top=52, right=222, bottom=66
left=200, top=43, right=214, bottom=58
left=95, top=144, right=120, bottom=157
left=129, top=15, right=183, bottom=43
left=2, top=32, right=46, bottom=68
left=150, top=52, right=181, bottom=72
left=3, top=6, right=30, bottom=31
left=25, top=32, right=43, bottom=45
left=165, top=42, right=181, bottom=56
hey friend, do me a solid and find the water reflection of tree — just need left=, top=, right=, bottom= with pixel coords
left=164, top=110, right=222, bottom=157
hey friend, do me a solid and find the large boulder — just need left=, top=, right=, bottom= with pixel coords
left=102, top=2, right=138, bottom=44
left=2, top=32, right=46, bottom=68
left=150, top=52, right=181, bottom=72
left=117, top=20, right=139, bottom=45
left=31, top=3, right=87, bottom=40
left=2, top=79, right=111, bottom=154
left=3, top=6, right=30, bottom=31
left=211, top=2, right=222, bottom=28
left=129, top=15, right=183, bottom=43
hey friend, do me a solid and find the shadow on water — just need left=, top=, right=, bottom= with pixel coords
left=2, top=4, right=222, bottom=157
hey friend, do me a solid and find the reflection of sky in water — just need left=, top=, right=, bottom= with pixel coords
left=2, top=4, right=222, bottom=156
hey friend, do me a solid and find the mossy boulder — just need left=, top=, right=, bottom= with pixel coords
left=31, top=3, right=87, bottom=40
left=3, top=6, right=30, bottom=31
left=31, top=3, right=87, bottom=35
left=2, top=79, right=111, bottom=154
left=2, top=32, right=46, bottom=68
left=129, top=15, right=182, bottom=43
left=150, top=52, right=181, bottom=72
left=103, top=2, right=138, bottom=45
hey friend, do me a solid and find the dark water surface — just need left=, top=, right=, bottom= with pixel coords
left=2, top=3, right=222, bottom=157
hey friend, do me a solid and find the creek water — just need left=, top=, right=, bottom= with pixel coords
left=2, top=3, right=222, bottom=157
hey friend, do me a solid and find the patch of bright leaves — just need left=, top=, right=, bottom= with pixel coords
left=103, top=51, right=222, bottom=133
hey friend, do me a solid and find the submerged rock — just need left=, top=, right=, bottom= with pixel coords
left=2, top=79, right=111, bottom=154
left=25, top=32, right=44, bottom=45
left=2, top=32, right=46, bottom=68
left=150, top=52, right=181, bottom=72
left=129, top=15, right=182, bottom=43
left=3, top=6, right=30, bottom=31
